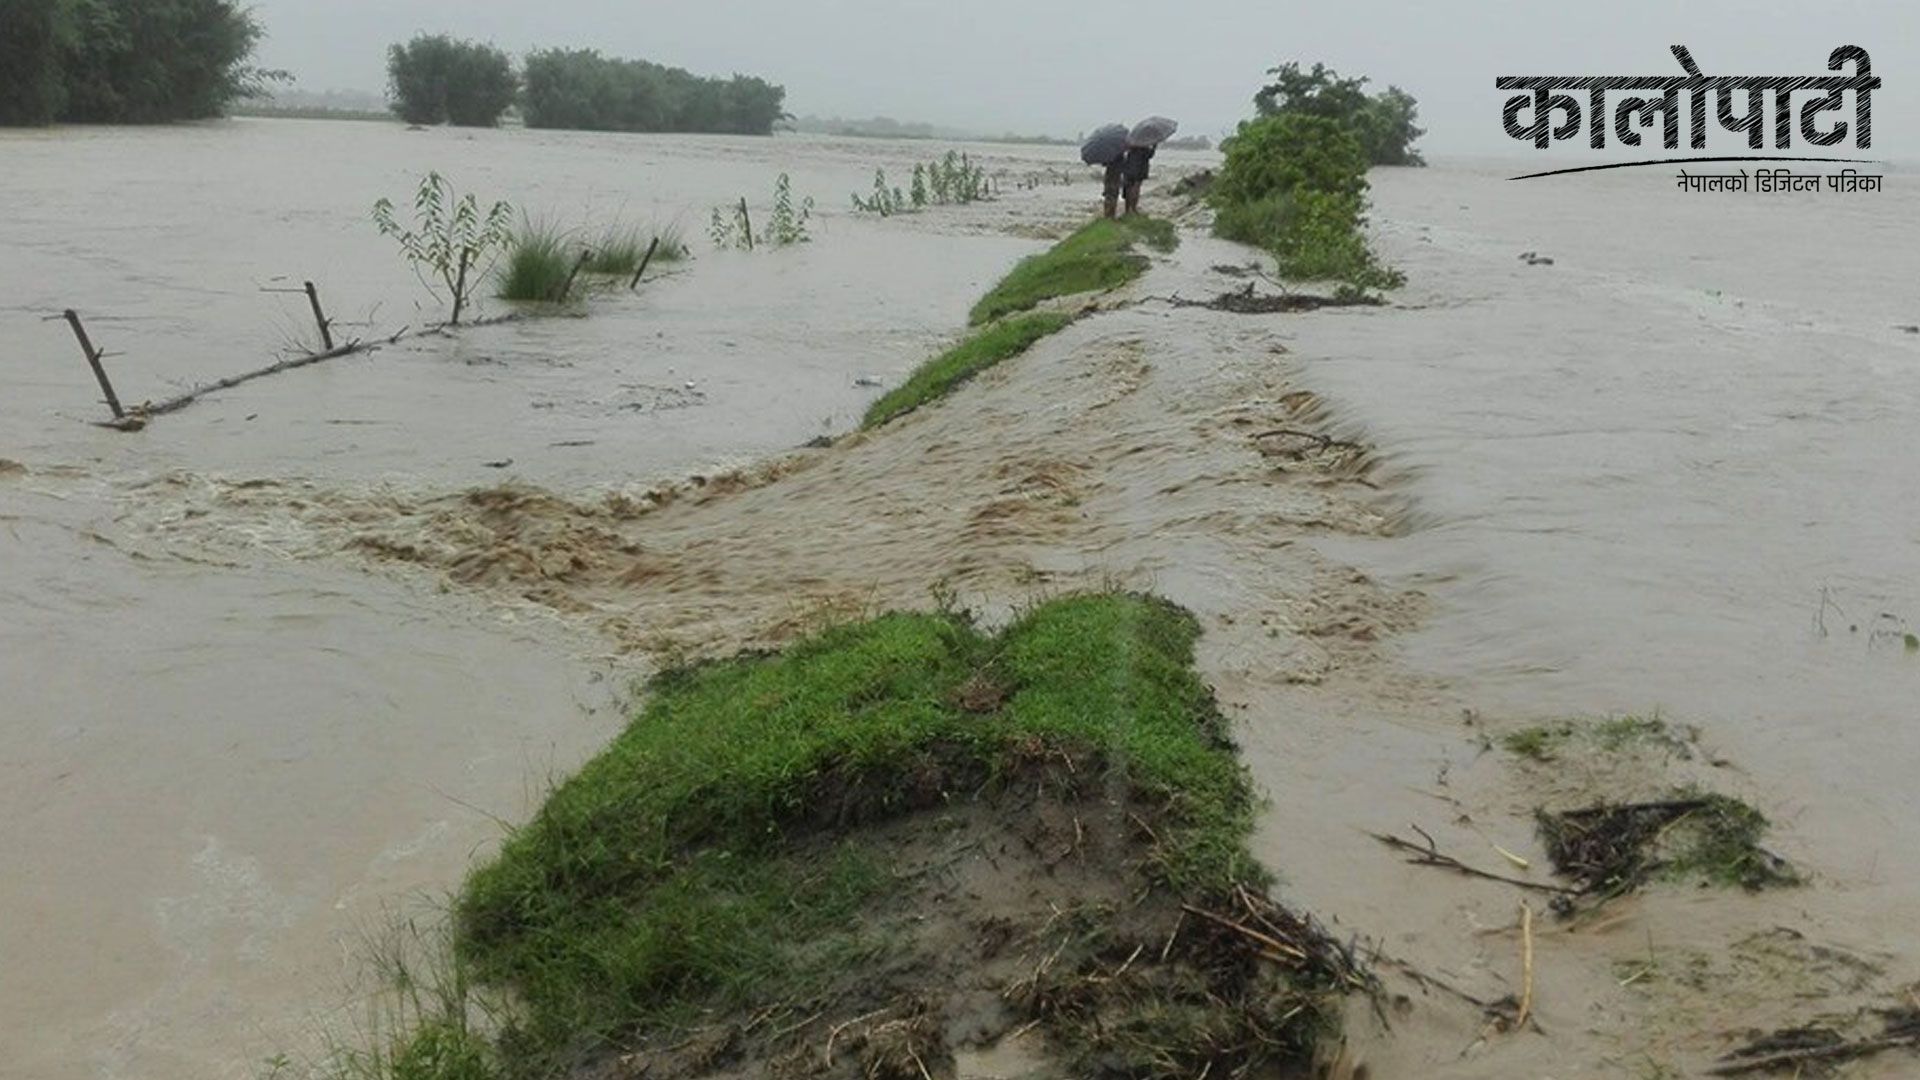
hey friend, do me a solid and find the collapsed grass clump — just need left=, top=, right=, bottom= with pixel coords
left=1501, top=713, right=1694, bottom=763
left=1537, top=792, right=1799, bottom=901
left=424, top=593, right=1351, bottom=1078
left=968, top=216, right=1177, bottom=326
left=862, top=311, right=1073, bottom=429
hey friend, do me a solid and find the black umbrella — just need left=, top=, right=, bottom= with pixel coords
left=1080, top=124, right=1130, bottom=165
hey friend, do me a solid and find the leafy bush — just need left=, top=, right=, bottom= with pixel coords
left=1213, top=114, right=1368, bottom=207
left=1, top=0, right=276, bottom=126
left=521, top=48, right=786, bottom=135
left=387, top=35, right=516, bottom=127
left=1211, top=112, right=1402, bottom=291
left=373, top=173, right=514, bottom=324
left=1254, top=61, right=1426, bottom=166
left=1214, top=190, right=1403, bottom=290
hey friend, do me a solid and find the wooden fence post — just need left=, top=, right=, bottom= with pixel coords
left=303, top=281, right=335, bottom=351
left=629, top=236, right=662, bottom=290
left=62, top=310, right=124, bottom=421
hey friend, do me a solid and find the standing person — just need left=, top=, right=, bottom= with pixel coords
left=1084, top=119, right=1175, bottom=218
left=1107, top=144, right=1154, bottom=217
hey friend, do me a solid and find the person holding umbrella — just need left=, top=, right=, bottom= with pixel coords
left=1081, top=117, right=1179, bottom=218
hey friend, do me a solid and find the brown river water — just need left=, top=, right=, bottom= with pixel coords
left=3, top=119, right=1918, bottom=1078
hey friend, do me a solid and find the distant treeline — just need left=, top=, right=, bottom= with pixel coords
left=0, top=0, right=274, bottom=126
left=387, top=35, right=787, bottom=136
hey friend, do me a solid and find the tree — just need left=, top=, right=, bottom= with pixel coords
left=387, top=35, right=515, bottom=128
left=1253, top=61, right=1426, bottom=166
left=0, top=0, right=66, bottom=125
left=1, top=0, right=270, bottom=126
left=519, top=48, right=787, bottom=135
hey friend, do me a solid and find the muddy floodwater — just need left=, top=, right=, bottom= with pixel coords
left=0, top=120, right=1106, bottom=1079
left=3, top=118, right=1919, bottom=1079
left=1288, top=161, right=1920, bottom=911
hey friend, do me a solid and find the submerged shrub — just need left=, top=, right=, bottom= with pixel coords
left=373, top=172, right=514, bottom=325
left=712, top=175, right=813, bottom=250
left=853, top=151, right=992, bottom=215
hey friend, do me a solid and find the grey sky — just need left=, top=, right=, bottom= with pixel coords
left=250, top=0, right=1915, bottom=156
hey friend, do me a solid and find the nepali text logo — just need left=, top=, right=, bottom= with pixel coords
left=1497, top=46, right=1877, bottom=152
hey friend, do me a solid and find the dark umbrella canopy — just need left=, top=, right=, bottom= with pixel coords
left=1080, top=123, right=1130, bottom=165
left=1128, top=116, right=1179, bottom=148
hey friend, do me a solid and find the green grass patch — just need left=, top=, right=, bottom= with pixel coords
left=861, top=311, right=1073, bottom=429
left=495, top=220, right=577, bottom=303
left=968, top=216, right=1176, bottom=326
left=452, top=592, right=1262, bottom=1065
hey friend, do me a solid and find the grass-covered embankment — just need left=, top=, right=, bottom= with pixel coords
left=862, top=311, right=1073, bottom=429
left=417, top=593, right=1353, bottom=1078
left=968, top=216, right=1176, bottom=326
left=859, top=215, right=1176, bottom=431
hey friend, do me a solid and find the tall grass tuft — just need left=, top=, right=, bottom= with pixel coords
left=496, top=220, right=577, bottom=302
left=580, top=225, right=650, bottom=277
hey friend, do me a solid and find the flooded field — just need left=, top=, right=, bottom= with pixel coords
left=4, top=118, right=1918, bottom=1078
left=0, top=119, right=1118, bottom=1079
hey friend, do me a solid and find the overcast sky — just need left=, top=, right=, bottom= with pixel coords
left=250, top=0, right=1915, bottom=156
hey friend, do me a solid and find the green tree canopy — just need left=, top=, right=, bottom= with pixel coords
left=387, top=35, right=516, bottom=127
left=0, top=0, right=271, bottom=126
left=1253, top=61, right=1426, bottom=166
left=520, top=48, right=787, bottom=135
left=0, top=0, right=66, bottom=125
